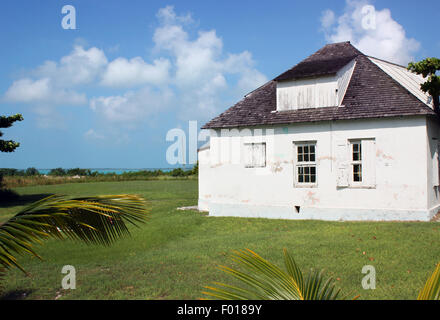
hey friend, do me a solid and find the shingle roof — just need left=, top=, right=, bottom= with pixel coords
left=274, top=41, right=362, bottom=81
left=202, top=42, right=436, bottom=129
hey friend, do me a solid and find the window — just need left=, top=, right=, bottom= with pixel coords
left=351, top=141, right=362, bottom=183
left=340, top=138, right=376, bottom=188
left=244, top=143, right=266, bottom=168
left=294, top=142, right=317, bottom=186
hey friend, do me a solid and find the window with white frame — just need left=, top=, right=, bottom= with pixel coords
left=244, top=143, right=266, bottom=168
left=294, top=142, right=317, bottom=185
left=350, top=141, right=362, bottom=183
left=345, top=139, right=376, bottom=188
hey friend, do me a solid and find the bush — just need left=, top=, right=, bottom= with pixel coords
left=66, top=168, right=92, bottom=176
left=25, top=167, right=40, bottom=176
left=49, top=168, right=67, bottom=176
left=0, top=168, right=24, bottom=176
left=191, top=162, right=198, bottom=175
left=170, top=168, right=184, bottom=177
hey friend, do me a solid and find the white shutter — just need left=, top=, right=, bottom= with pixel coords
left=433, top=143, right=440, bottom=187
left=256, top=143, right=266, bottom=167
left=243, top=143, right=253, bottom=167
left=336, top=140, right=349, bottom=187
left=361, top=139, right=376, bottom=187
left=252, top=144, right=260, bottom=167
left=251, top=143, right=266, bottom=167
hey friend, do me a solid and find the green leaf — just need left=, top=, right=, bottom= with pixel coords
left=203, top=248, right=354, bottom=300
left=0, top=194, right=149, bottom=274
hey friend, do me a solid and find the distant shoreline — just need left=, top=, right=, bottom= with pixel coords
left=37, top=167, right=194, bottom=175
left=1, top=166, right=195, bottom=176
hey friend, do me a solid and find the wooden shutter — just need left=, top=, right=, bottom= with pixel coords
left=336, top=140, right=349, bottom=187
left=243, top=143, right=253, bottom=167
left=253, top=143, right=266, bottom=167
left=434, top=142, right=440, bottom=187
left=361, top=139, right=376, bottom=187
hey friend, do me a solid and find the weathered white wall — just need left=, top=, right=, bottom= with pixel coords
left=198, top=145, right=211, bottom=212
left=426, top=117, right=440, bottom=216
left=198, top=116, right=436, bottom=221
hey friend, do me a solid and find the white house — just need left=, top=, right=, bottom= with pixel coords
left=198, top=42, right=440, bottom=221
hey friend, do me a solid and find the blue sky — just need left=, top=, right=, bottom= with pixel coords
left=1, top=0, right=439, bottom=169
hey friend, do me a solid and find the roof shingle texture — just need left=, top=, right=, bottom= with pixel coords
left=202, top=42, right=436, bottom=129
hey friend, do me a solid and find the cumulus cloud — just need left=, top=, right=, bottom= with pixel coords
left=90, top=87, right=175, bottom=124
left=321, top=0, right=420, bottom=65
left=3, top=45, right=105, bottom=111
left=4, top=77, right=86, bottom=105
left=151, top=5, right=267, bottom=118
left=35, top=46, right=108, bottom=86
left=320, top=9, right=336, bottom=29
left=3, top=5, right=267, bottom=130
left=101, top=57, right=171, bottom=87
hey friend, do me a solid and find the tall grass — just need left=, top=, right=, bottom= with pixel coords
left=2, top=174, right=197, bottom=188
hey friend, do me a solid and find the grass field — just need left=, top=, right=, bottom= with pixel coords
left=0, top=179, right=439, bottom=300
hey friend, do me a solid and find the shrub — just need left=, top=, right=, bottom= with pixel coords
left=25, top=167, right=40, bottom=176
left=49, top=168, right=67, bottom=176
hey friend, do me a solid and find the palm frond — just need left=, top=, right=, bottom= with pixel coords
left=0, top=194, right=148, bottom=274
left=203, top=248, right=352, bottom=300
left=417, top=262, right=440, bottom=300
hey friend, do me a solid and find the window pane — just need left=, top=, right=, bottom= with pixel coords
left=304, top=175, right=310, bottom=183
left=298, top=146, right=303, bottom=154
left=353, top=152, right=359, bottom=161
left=353, top=164, right=362, bottom=182
left=304, top=153, right=309, bottom=162
left=352, top=142, right=362, bottom=161
left=310, top=153, right=315, bottom=162
left=310, top=145, right=315, bottom=153
left=298, top=154, right=303, bottom=162
left=311, top=166, right=316, bottom=175
left=311, top=174, right=316, bottom=183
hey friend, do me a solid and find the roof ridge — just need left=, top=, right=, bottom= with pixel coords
left=202, top=43, right=436, bottom=130
left=274, top=42, right=364, bottom=81
left=367, top=55, right=407, bottom=69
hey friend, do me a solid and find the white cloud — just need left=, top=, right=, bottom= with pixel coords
left=156, top=5, right=193, bottom=26
left=321, top=0, right=420, bottom=65
left=4, top=5, right=267, bottom=130
left=4, top=77, right=86, bottom=105
left=84, top=129, right=105, bottom=140
left=90, top=87, right=175, bottom=124
left=320, top=9, right=336, bottom=29
left=101, top=57, right=171, bottom=87
left=35, top=46, right=108, bottom=86
left=151, top=6, right=267, bottom=118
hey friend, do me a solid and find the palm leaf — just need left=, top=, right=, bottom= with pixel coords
left=0, top=194, right=148, bottom=274
left=417, top=262, right=440, bottom=300
left=203, top=248, right=353, bottom=300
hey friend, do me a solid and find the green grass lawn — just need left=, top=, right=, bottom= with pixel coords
left=0, top=179, right=439, bottom=300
